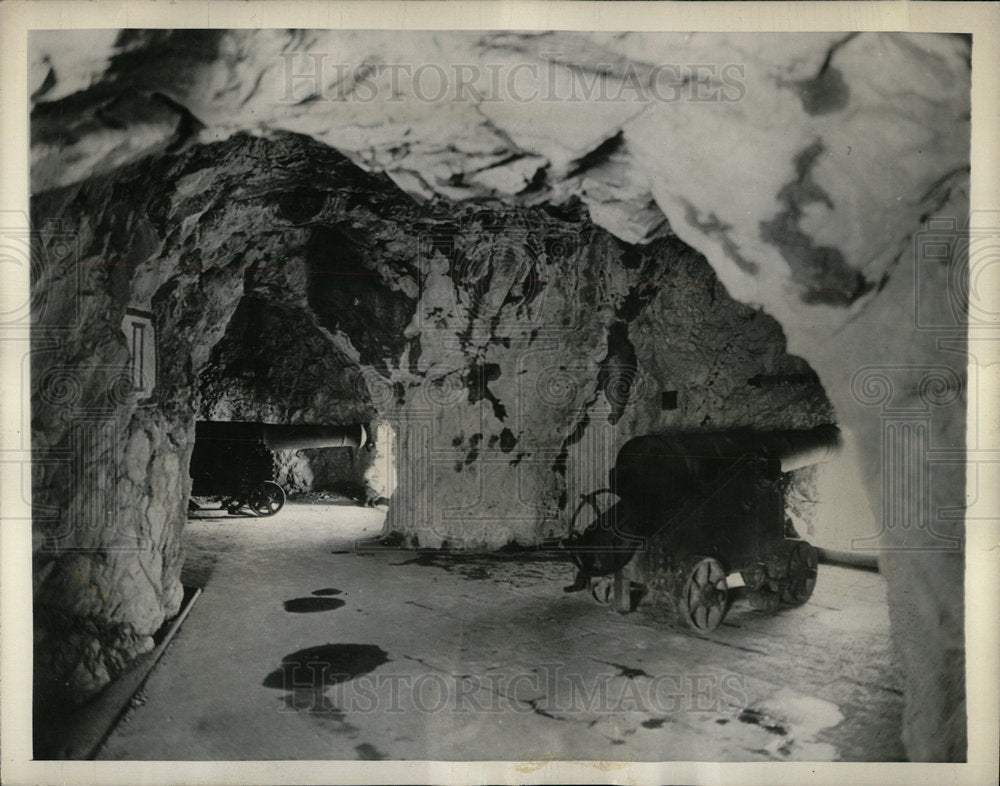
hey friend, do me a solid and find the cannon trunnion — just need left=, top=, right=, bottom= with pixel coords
left=564, top=425, right=841, bottom=633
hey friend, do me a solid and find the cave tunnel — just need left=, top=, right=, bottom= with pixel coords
left=15, top=27, right=979, bottom=771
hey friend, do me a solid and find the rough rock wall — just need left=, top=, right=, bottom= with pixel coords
left=28, top=30, right=971, bottom=759
left=272, top=445, right=375, bottom=494
left=30, top=134, right=403, bottom=719
left=198, top=296, right=373, bottom=426
left=380, top=216, right=831, bottom=548
left=788, top=183, right=970, bottom=760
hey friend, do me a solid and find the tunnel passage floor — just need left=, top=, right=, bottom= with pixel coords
left=98, top=499, right=904, bottom=762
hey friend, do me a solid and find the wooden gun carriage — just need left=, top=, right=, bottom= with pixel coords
left=564, top=425, right=842, bottom=632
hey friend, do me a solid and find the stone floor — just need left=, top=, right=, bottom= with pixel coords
left=96, top=499, right=904, bottom=762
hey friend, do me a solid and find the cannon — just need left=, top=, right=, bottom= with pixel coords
left=189, top=421, right=367, bottom=516
left=563, top=425, right=842, bottom=632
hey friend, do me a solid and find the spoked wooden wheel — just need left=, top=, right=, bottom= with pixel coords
left=249, top=481, right=286, bottom=517
left=781, top=540, right=818, bottom=605
left=677, top=557, right=729, bottom=632
left=568, top=489, right=619, bottom=540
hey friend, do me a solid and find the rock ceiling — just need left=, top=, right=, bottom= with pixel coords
left=30, top=29, right=970, bottom=348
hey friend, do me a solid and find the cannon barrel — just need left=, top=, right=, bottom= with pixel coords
left=194, top=421, right=367, bottom=451
left=611, top=425, right=842, bottom=508
left=261, top=423, right=366, bottom=451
